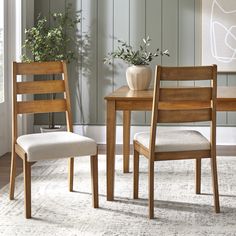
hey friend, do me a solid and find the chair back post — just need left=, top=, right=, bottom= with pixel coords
left=12, top=62, right=18, bottom=147
left=149, top=65, right=161, bottom=160
left=211, top=64, right=217, bottom=156
left=62, top=61, right=73, bottom=132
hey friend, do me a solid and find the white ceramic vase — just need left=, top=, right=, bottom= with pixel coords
left=126, top=65, right=152, bottom=90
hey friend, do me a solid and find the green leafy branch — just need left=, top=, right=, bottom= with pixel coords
left=22, top=3, right=81, bottom=63
left=104, top=36, right=169, bottom=66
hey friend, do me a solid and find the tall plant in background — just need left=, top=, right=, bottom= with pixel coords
left=22, top=4, right=80, bottom=129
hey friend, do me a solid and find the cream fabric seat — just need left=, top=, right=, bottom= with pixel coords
left=134, top=130, right=210, bottom=152
left=17, top=131, right=97, bottom=162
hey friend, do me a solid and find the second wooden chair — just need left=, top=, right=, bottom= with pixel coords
left=133, top=65, right=220, bottom=219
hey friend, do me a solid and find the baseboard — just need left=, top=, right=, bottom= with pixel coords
left=34, top=125, right=236, bottom=145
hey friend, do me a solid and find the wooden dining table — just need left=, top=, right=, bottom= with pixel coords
left=104, top=86, right=236, bottom=201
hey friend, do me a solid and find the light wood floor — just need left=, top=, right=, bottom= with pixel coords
left=0, top=145, right=235, bottom=190
left=0, top=152, right=23, bottom=190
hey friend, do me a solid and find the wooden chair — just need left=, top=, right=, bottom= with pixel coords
left=9, top=61, right=99, bottom=219
left=133, top=65, right=220, bottom=219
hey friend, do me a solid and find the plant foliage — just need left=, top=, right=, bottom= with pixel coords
left=104, top=36, right=169, bottom=65
left=22, top=4, right=80, bottom=63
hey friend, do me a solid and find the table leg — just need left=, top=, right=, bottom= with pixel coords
left=123, top=111, right=131, bottom=173
left=107, top=101, right=116, bottom=201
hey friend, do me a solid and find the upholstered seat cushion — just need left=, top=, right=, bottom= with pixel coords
left=17, top=131, right=97, bottom=162
left=134, top=130, right=210, bottom=152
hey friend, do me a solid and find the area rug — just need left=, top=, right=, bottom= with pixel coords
left=0, top=154, right=236, bottom=236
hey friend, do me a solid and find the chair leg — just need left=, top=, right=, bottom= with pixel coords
left=210, top=155, right=220, bottom=213
left=148, top=159, right=155, bottom=219
left=90, top=154, right=99, bottom=208
left=9, top=151, right=17, bottom=200
left=68, top=158, right=74, bottom=192
left=133, top=149, right=140, bottom=199
left=23, top=158, right=31, bottom=219
left=195, top=158, right=201, bottom=194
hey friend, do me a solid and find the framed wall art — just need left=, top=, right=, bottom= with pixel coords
left=202, top=0, right=236, bottom=72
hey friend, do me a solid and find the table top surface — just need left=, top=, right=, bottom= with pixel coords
left=105, top=86, right=236, bottom=101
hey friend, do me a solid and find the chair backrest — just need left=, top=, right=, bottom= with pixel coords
left=149, top=65, right=217, bottom=154
left=12, top=61, right=73, bottom=141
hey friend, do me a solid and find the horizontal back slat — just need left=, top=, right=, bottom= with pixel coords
left=158, top=101, right=211, bottom=110
left=16, top=80, right=65, bottom=94
left=161, top=66, right=213, bottom=81
left=158, top=109, right=212, bottom=123
left=17, top=99, right=67, bottom=114
left=159, top=87, right=212, bottom=101
left=15, top=61, right=63, bottom=75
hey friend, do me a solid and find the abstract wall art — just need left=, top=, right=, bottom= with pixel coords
left=202, top=0, right=236, bottom=71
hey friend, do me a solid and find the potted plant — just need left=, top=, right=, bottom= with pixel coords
left=22, top=4, right=80, bottom=131
left=104, top=36, right=169, bottom=90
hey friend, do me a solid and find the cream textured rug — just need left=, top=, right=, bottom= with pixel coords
left=1, top=155, right=236, bottom=236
